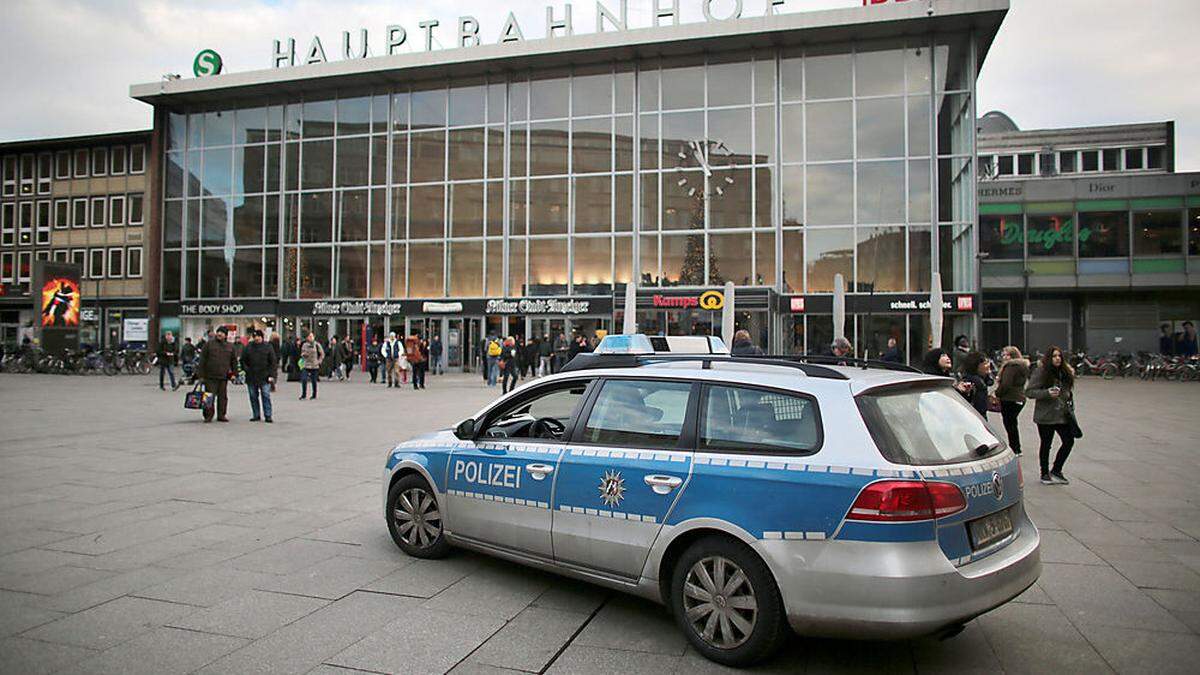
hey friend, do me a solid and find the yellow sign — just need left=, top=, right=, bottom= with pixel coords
left=698, top=290, right=724, bottom=311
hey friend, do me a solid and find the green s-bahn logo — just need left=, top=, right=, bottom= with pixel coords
left=193, top=49, right=223, bottom=78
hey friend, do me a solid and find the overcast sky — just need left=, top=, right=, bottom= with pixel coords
left=2, top=0, right=1197, bottom=170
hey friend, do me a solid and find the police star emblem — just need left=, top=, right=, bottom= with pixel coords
left=598, top=470, right=626, bottom=508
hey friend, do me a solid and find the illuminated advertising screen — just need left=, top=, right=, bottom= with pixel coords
left=33, top=260, right=82, bottom=354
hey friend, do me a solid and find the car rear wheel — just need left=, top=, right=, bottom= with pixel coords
left=670, top=536, right=787, bottom=667
left=387, top=474, right=450, bottom=559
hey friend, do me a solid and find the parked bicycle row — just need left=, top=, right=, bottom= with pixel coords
left=1069, top=351, right=1200, bottom=382
left=0, top=346, right=153, bottom=376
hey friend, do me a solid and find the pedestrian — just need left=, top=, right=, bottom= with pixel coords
left=552, top=332, right=569, bottom=373
left=367, top=336, right=382, bottom=383
left=180, top=336, right=197, bottom=383
left=524, top=337, right=541, bottom=378
left=920, top=348, right=953, bottom=376
left=500, top=337, right=519, bottom=393
left=299, top=331, right=325, bottom=400
left=995, top=346, right=1030, bottom=455
left=1158, top=323, right=1175, bottom=355
left=241, top=329, right=278, bottom=423
left=951, top=334, right=971, bottom=372
left=430, top=335, right=444, bottom=376
left=285, top=336, right=303, bottom=382
left=196, top=326, right=236, bottom=422
left=341, top=335, right=356, bottom=381
left=382, top=332, right=402, bottom=387
left=823, top=337, right=853, bottom=364
left=880, top=336, right=903, bottom=363
left=730, top=329, right=764, bottom=356
left=1026, top=345, right=1079, bottom=485
left=956, top=351, right=993, bottom=417
left=538, top=334, right=552, bottom=376
left=409, top=334, right=428, bottom=390
left=323, top=336, right=340, bottom=380
left=515, top=335, right=528, bottom=380
left=1178, top=321, right=1198, bottom=356
left=486, top=335, right=502, bottom=387
left=157, top=331, right=179, bottom=391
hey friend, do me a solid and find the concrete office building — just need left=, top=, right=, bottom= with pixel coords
left=127, top=0, right=1008, bottom=367
left=976, top=111, right=1200, bottom=354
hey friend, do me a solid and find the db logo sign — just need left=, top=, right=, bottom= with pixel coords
left=193, top=49, right=223, bottom=78
left=956, top=296, right=975, bottom=311
left=698, top=290, right=724, bottom=311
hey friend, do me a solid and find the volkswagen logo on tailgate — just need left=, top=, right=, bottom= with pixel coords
left=991, top=471, right=1004, bottom=501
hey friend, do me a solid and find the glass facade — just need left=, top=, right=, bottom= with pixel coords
left=160, top=37, right=978, bottom=312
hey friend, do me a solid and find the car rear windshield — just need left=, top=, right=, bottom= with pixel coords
left=856, top=382, right=1005, bottom=466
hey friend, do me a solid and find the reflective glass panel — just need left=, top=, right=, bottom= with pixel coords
left=806, top=163, right=853, bottom=225
left=805, top=227, right=854, bottom=292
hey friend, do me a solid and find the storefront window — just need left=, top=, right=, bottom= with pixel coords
left=1190, top=209, right=1200, bottom=256
left=980, top=214, right=1022, bottom=259
left=1027, top=214, right=1075, bottom=257
left=1133, top=210, right=1183, bottom=255
left=806, top=228, right=853, bottom=293
left=1078, top=211, right=1129, bottom=258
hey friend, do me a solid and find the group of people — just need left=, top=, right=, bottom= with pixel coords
left=920, top=335, right=1079, bottom=486
left=480, top=332, right=596, bottom=392
left=187, top=325, right=279, bottom=423
left=1158, top=321, right=1199, bottom=356
left=362, top=332, right=437, bottom=389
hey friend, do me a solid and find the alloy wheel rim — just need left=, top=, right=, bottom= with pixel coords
left=683, top=555, right=758, bottom=650
left=393, top=487, right=442, bottom=548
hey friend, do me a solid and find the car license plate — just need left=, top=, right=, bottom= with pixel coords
left=968, top=508, right=1013, bottom=550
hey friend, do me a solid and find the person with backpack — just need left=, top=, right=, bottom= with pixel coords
left=299, top=332, right=325, bottom=400
left=995, top=346, right=1030, bottom=455
left=1026, top=345, right=1079, bottom=485
left=500, top=337, right=520, bottom=393
left=486, top=335, right=502, bottom=387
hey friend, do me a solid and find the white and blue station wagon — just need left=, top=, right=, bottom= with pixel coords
left=382, top=336, right=1040, bottom=666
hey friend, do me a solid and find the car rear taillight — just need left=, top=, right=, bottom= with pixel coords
left=846, top=480, right=967, bottom=522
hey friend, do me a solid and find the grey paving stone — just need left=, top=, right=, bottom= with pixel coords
left=133, top=564, right=279, bottom=607
left=255, top=555, right=401, bottom=600
left=1088, top=543, right=1178, bottom=564
left=56, top=627, right=248, bottom=675
left=230, top=538, right=357, bottom=576
left=0, top=527, right=77, bottom=556
left=37, top=565, right=185, bottom=613
left=1075, top=623, right=1200, bottom=675
left=1038, top=530, right=1107, bottom=565
left=0, top=564, right=115, bottom=596
left=801, top=637, right=915, bottom=674
left=573, top=595, right=687, bottom=656
left=909, top=621, right=1001, bottom=674
left=1038, top=561, right=1191, bottom=633
left=168, top=589, right=329, bottom=639
left=196, top=591, right=422, bottom=675
left=471, top=605, right=591, bottom=672
left=422, top=562, right=552, bottom=620
left=364, top=555, right=478, bottom=598
left=976, top=602, right=1112, bottom=674
left=329, top=607, right=505, bottom=674
left=448, top=661, right=532, bottom=675
left=1107, top=558, right=1200, bottom=592
left=20, top=595, right=196, bottom=650
left=532, top=578, right=612, bottom=615
left=0, top=547, right=96, bottom=575
left=1011, top=581, right=1054, bottom=605
left=0, top=636, right=98, bottom=675
left=545, top=644, right=684, bottom=674
left=0, top=601, right=63, bottom=637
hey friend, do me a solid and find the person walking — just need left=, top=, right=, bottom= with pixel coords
left=1026, top=346, right=1079, bottom=485
left=367, top=337, right=382, bottom=384
left=341, top=335, right=357, bottom=382
left=880, top=337, right=903, bottom=363
left=951, top=334, right=971, bottom=372
left=995, top=346, right=1030, bottom=455
left=196, top=326, right=236, bottom=423
left=1179, top=321, right=1198, bottom=356
left=730, top=329, right=764, bottom=356
left=538, top=334, right=552, bottom=377
left=286, top=336, right=303, bottom=382
left=299, top=332, right=325, bottom=400
left=180, top=336, right=197, bottom=383
left=409, top=334, right=428, bottom=390
left=323, top=336, right=341, bottom=380
left=524, top=337, right=541, bottom=378
left=382, top=332, right=402, bottom=387
left=485, top=335, right=501, bottom=387
left=430, top=335, right=444, bottom=376
left=500, top=337, right=520, bottom=393
left=552, top=332, right=569, bottom=373
left=956, top=351, right=993, bottom=417
left=157, top=331, right=180, bottom=391
left=241, top=329, right=278, bottom=423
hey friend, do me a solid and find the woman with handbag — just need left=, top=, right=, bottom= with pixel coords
left=994, top=346, right=1030, bottom=455
left=1026, top=345, right=1079, bottom=485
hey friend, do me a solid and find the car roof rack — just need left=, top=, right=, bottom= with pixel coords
left=766, top=354, right=924, bottom=375
left=559, top=353, right=851, bottom=380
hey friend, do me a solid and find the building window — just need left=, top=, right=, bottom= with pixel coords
left=72, top=197, right=88, bottom=228
left=18, top=202, right=33, bottom=245
left=74, top=149, right=89, bottom=177
left=88, top=249, right=105, bottom=278
left=36, top=201, right=51, bottom=245
left=1, top=203, right=12, bottom=246
left=1148, top=146, right=1165, bottom=170
left=127, top=247, right=143, bottom=278
left=1102, top=148, right=1120, bottom=171
left=52, top=249, right=69, bottom=263
left=977, top=155, right=995, bottom=179
left=129, top=144, right=145, bottom=174
left=996, top=155, right=1013, bottom=176
left=1027, top=214, right=1074, bottom=256
left=2, top=155, right=15, bottom=195
left=1124, top=147, right=1144, bottom=170
left=1037, top=152, right=1055, bottom=176
left=55, top=151, right=71, bottom=179
left=37, top=153, right=52, bottom=194
left=1079, top=211, right=1129, bottom=258
left=18, top=251, right=32, bottom=281
left=71, top=249, right=86, bottom=274
left=90, top=197, right=107, bottom=227
left=109, top=195, right=126, bottom=226
left=92, top=148, right=109, bottom=176
left=127, top=193, right=144, bottom=225
left=111, top=146, right=128, bottom=175
left=1017, top=153, right=1035, bottom=176
left=107, top=248, right=124, bottom=278
left=35, top=250, right=50, bottom=262
left=1081, top=150, right=1099, bottom=172
left=19, top=154, right=35, bottom=195
left=0, top=252, right=11, bottom=282
left=1133, top=210, right=1182, bottom=256
left=1059, top=151, right=1077, bottom=173
left=54, top=199, right=69, bottom=229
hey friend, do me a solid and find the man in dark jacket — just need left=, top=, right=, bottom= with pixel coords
left=430, top=335, right=444, bottom=375
left=157, top=331, right=180, bottom=391
left=196, top=326, right=236, bottom=422
left=880, top=337, right=903, bottom=363
left=180, top=337, right=197, bottom=382
left=730, top=329, right=764, bottom=356
left=241, top=330, right=278, bottom=422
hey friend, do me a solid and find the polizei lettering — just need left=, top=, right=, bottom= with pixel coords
left=962, top=481, right=995, bottom=499
left=453, top=460, right=522, bottom=490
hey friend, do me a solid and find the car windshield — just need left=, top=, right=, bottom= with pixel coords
left=856, top=383, right=1004, bottom=465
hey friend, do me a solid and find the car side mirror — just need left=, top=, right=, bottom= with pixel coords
left=454, top=418, right=476, bottom=440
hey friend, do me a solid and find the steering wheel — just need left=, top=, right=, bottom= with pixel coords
left=529, top=417, right=566, bottom=440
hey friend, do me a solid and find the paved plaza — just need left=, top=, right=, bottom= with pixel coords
left=0, top=370, right=1198, bottom=674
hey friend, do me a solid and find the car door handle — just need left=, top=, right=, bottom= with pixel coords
left=526, top=463, right=555, bottom=480
left=644, top=474, right=683, bottom=495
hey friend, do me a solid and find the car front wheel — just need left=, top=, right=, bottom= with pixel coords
left=387, top=474, right=450, bottom=559
left=670, top=535, right=787, bottom=667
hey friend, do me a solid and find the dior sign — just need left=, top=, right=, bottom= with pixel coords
left=270, top=0, right=787, bottom=67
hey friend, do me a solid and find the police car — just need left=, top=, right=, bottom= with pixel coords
left=382, top=335, right=1040, bottom=666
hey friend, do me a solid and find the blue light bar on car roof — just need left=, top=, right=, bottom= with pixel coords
left=594, top=334, right=656, bottom=355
